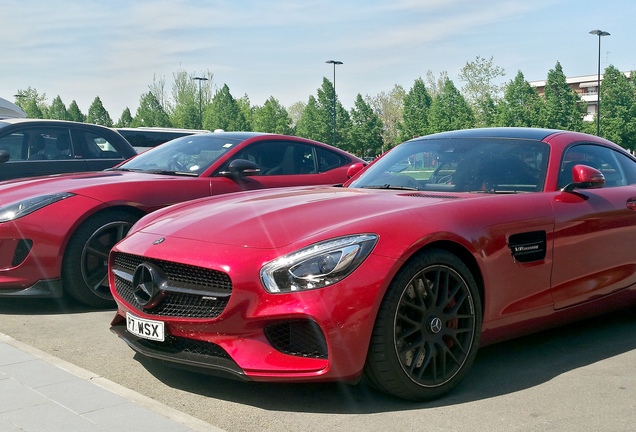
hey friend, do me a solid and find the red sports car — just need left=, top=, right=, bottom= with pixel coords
left=109, top=127, right=636, bottom=400
left=0, top=132, right=363, bottom=307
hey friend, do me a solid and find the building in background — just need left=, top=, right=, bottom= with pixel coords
left=529, top=72, right=632, bottom=122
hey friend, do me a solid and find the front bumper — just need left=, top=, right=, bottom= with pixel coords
left=109, top=232, right=399, bottom=382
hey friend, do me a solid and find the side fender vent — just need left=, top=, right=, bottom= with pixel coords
left=508, top=231, right=546, bottom=263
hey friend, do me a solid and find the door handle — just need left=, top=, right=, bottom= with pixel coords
left=627, top=197, right=636, bottom=210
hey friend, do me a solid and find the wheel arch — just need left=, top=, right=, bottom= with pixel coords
left=400, top=239, right=485, bottom=317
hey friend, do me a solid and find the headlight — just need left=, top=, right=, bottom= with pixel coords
left=260, top=234, right=378, bottom=293
left=0, top=193, right=76, bottom=222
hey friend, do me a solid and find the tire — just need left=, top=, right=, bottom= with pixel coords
left=62, top=210, right=139, bottom=308
left=363, top=249, right=482, bottom=401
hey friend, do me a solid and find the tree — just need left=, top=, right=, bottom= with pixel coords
left=538, top=61, right=584, bottom=131
left=287, top=101, right=306, bottom=129
left=365, top=84, right=405, bottom=151
left=597, top=65, right=636, bottom=150
left=317, top=77, right=350, bottom=147
left=116, top=108, right=134, bottom=128
left=132, top=92, right=171, bottom=127
left=236, top=94, right=253, bottom=131
left=203, top=84, right=247, bottom=131
left=48, top=96, right=68, bottom=120
left=399, top=77, right=431, bottom=141
left=252, top=97, right=293, bottom=135
left=458, top=56, right=505, bottom=127
left=14, top=87, right=46, bottom=113
left=426, top=70, right=449, bottom=99
left=349, top=94, right=383, bottom=157
left=296, top=96, right=323, bottom=142
left=169, top=69, right=213, bottom=129
left=495, top=71, right=542, bottom=127
left=67, top=100, right=86, bottom=123
left=24, top=98, right=44, bottom=119
left=428, top=78, right=475, bottom=133
left=87, top=96, right=113, bottom=127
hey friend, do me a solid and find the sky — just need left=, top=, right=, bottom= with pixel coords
left=1, top=0, right=633, bottom=120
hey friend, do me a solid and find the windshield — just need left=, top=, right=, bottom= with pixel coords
left=349, top=138, right=550, bottom=193
left=115, top=134, right=244, bottom=176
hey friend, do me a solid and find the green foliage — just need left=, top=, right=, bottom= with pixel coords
left=116, top=108, right=134, bottom=128
left=316, top=77, right=350, bottom=146
left=295, top=96, right=322, bottom=141
left=236, top=94, right=253, bottom=131
left=349, top=94, right=383, bottom=157
left=132, top=92, right=172, bottom=127
left=67, top=100, right=86, bottom=122
left=252, top=97, right=293, bottom=135
left=203, top=84, right=247, bottom=131
left=598, top=65, right=636, bottom=150
left=87, top=96, right=113, bottom=127
left=538, top=62, right=584, bottom=131
left=458, top=56, right=505, bottom=127
left=24, top=98, right=44, bottom=119
left=428, top=78, right=475, bottom=133
left=169, top=69, right=213, bottom=129
left=365, top=84, right=405, bottom=151
left=399, top=77, right=431, bottom=141
left=48, top=96, right=68, bottom=120
left=495, top=71, right=542, bottom=127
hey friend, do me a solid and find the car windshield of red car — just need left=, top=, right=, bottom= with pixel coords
left=115, top=134, right=245, bottom=176
left=349, top=138, right=550, bottom=194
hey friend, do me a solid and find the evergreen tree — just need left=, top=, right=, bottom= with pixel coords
left=237, top=94, right=253, bottom=131
left=67, top=100, right=86, bottom=123
left=203, top=84, right=247, bottom=131
left=87, top=96, right=113, bottom=127
left=495, top=71, right=542, bottom=127
left=538, top=61, right=584, bottom=131
left=597, top=65, right=636, bottom=149
left=116, top=107, right=134, bottom=128
left=48, top=96, right=68, bottom=120
left=132, top=92, right=172, bottom=127
left=252, top=97, right=293, bottom=135
left=295, top=96, right=323, bottom=142
left=349, top=94, right=383, bottom=157
left=24, top=98, right=44, bottom=119
left=399, top=77, right=431, bottom=141
left=428, top=78, right=475, bottom=133
left=317, top=77, right=350, bottom=147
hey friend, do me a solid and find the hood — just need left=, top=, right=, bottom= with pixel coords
left=0, top=171, right=190, bottom=205
left=135, top=187, right=474, bottom=249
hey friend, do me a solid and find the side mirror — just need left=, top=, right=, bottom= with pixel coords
left=562, top=164, right=605, bottom=193
left=0, top=150, right=9, bottom=164
left=347, top=162, right=365, bottom=179
left=220, top=159, right=261, bottom=178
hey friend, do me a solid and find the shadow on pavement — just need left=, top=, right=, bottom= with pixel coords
left=0, top=296, right=115, bottom=315
left=135, top=306, right=636, bottom=414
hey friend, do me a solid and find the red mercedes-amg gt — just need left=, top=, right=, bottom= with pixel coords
left=0, top=132, right=363, bottom=307
left=109, top=127, right=636, bottom=400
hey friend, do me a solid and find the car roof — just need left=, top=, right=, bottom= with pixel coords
left=0, top=118, right=113, bottom=130
left=411, top=127, right=563, bottom=142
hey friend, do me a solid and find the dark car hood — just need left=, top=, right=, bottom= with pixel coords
left=135, top=187, right=476, bottom=249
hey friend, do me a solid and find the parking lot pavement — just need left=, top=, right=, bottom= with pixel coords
left=0, top=332, right=225, bottom=432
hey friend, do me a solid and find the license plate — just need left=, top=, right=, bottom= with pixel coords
left=126, top=312, right=165, bottom=342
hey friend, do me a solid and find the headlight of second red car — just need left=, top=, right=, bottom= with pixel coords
left=0, top=193, right=76, bottom=222
left=260, top=234, right=378, bottom=293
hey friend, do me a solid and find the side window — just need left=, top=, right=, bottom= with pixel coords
left=74, top=130, right=124, bottom=159
left=316, top=147, right=347, bottom=172
left=559, top=144, right=627, bottom=188
left=227, top=141, right=317, bottom=176
left=615, top=151, right=636, bottom=185
left=0, top=127, right=74, bottom=161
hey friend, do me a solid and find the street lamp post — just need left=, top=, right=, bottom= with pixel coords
left=325, top=60, right=343, bottom=147
left=589, top=29, right=610, bottom=136
left=192, top=76, right=208, bottom=129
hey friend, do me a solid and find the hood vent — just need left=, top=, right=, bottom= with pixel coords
left=404, top=193, right=465, bottom=200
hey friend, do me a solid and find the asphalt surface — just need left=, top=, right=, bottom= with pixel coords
left=1, top=296, right=635, bottom=432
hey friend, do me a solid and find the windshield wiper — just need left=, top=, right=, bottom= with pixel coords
left=144, top=169, right=199, bottom=177
left=361, top=184, right=419, bottom=191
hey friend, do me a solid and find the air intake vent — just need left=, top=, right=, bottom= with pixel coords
left=403, top=193, right=465, bottom=200
left=508, top=231, right=546, bottom=263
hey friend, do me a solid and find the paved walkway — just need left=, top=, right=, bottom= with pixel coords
left=0, top=333, right=225, bottom=432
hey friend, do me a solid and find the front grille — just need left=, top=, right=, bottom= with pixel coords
left=264, top=320, right=328, bottom=359
left=137, top=333, right=231, bottom=359
left=113, top=252, right=232, bottom=319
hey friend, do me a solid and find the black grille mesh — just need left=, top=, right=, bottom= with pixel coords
left=113, top=252, right=232, bottom=319
left=404, top=193, right=465, bottom=199
left=137, top=333, right=231, bottom=359
left=264, top=320, right=328, bottom=359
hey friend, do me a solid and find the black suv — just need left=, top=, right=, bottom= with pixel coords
left=0, top=119, right=137, bottom=181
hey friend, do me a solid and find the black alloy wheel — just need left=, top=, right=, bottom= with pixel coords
left=364, top=249, right=482, bottom=401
